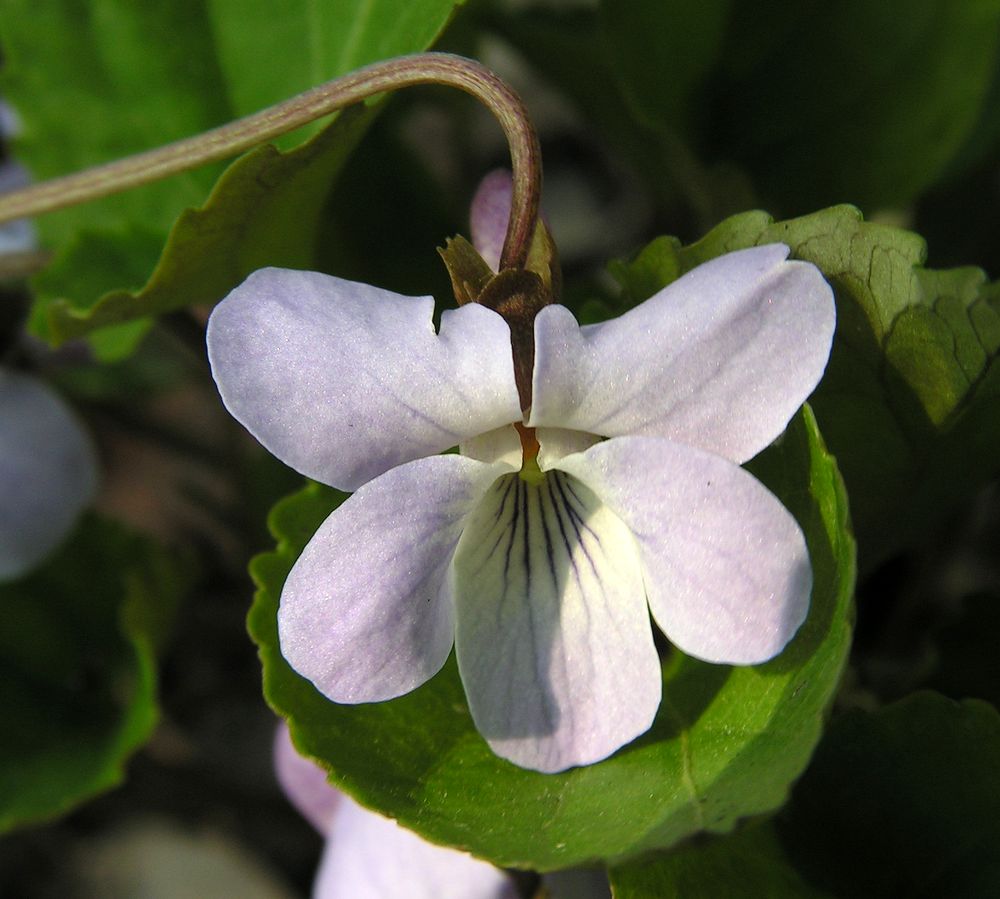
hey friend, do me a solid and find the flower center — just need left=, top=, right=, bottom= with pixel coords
left=515, top=422, right=545, bottom=485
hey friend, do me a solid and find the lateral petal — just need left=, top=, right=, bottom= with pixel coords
left=278, top=454, right=512, bottom=703
left=0, top=371, right=98, bottom=581
left=453, top=471, right=661, bottom=773
left=555, top=437, right=811, bottom=665
left=207, top=268, right=522, bottom=491
left=529, top=245, right=834, bottom=463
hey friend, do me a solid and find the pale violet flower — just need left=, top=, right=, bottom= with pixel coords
left=0, top=113, right=97, bottom=581
left=0, top=99, right=37, bottom=255
left=274, top=723, right=608, bottom=899
left=0, top=370, right=98, bottom=580
left=208, top=242, right=834, bottom=772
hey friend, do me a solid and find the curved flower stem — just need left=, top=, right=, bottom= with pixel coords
left=0, top=53, right=542, bottom=271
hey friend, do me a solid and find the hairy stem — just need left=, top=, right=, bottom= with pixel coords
left=0, top=53, right=542, bottom=271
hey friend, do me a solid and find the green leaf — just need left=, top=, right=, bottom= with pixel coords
left=43, top=107, right=373, bottom=355
left=0, top=0, right=466, bottom=356
left=610, top=206, right=1000, bottom=568
left=778, top=693, right=1000, bottom=898
left=600, top=0, right=733, bottom=137
left=1, top=1, right=231, bottom=243
left=713, top=0, right=1000, bottom=211
left=31, top=227, right=167, bottom=361
left=249, top=406, right=854, bottom=869
left=608, top=824, right=832, bottom=899
left=924, top=591, right=1000, bottom=709
left=0, top=515, right=185, bottom=832
left=206, top=0, right=469, bottom=145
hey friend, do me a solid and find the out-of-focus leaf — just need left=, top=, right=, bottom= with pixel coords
left=610, top=206, right=1000, bottom=568
left=248, top=407, right=854, bottom=870
left=609, top=824, right=832, bottom=899
left=0, top=515, right=185, bottom=832
left=600, top=0, right=732, bottom=136
left=714, top=0, right=1000, bottom=211
left=925, top=591, right=1000, bottom=708
left=486, top=6, right=752, bottom=229
left=504, top=1, right=1000, bottom=225
left=779, top=693, right=1000, bottom=898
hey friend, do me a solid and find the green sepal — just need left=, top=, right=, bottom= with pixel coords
left=438, top=236, right=495, bottom=305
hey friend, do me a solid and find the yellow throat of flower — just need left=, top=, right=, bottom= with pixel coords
left=515, top=422, right=546, bottom=485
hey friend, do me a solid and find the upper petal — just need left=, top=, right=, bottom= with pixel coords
left=555, top=437, right=811, bottom=665
left=453, top=470, right=661, bottom=773
left=529, top=245, right=835, bottom=463
left=278, top=454, right=513, bottom=703
left=207, top=268, right=522, bottom=491
left=315, top=794, right=518, bottom=899
left=0, top=371, right=98, bottom=581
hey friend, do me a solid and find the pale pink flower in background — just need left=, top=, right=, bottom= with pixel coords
left=0, top=370, right=98, bottom=581
left=0, top=113, right=97, bottom=581
left=274, top=723, right=521, bottom=899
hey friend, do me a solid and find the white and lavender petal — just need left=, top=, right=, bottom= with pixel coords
left=279, top=454, right=514, bottom=704
left=273, top=722, right=341, bottom=835
left=529, top=245, right=835, bottom=463
left=452, top=470, right=660, bottom=772
left=534, top=427, right=601, bottom=470
left=555, top=437, right=811, bottom=665
left=274, top=722, right=516, bottom=899
left=0, top=371, right=98, bottom=581
left=460, top=424, right=522, bottom=467
left=315, top=793, right=518, bottom=899
left=207, top=269, right=522, bottom=491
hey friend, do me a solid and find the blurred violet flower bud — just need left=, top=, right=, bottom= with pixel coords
left=0, top=370, right=98, bottom=580
left=0, top=108, right=97, bottom=581
left=469, top=170, right=514, bottom=272
left=0, top=100, right=37, bottom=256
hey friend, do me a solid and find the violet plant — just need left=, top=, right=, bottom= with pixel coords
left=1, top=4, right=999, bottom=897
left=208, top=224, right=833, bottom=773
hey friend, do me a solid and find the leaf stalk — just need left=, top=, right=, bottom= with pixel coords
left=0, top=53, right=542, bottom=271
